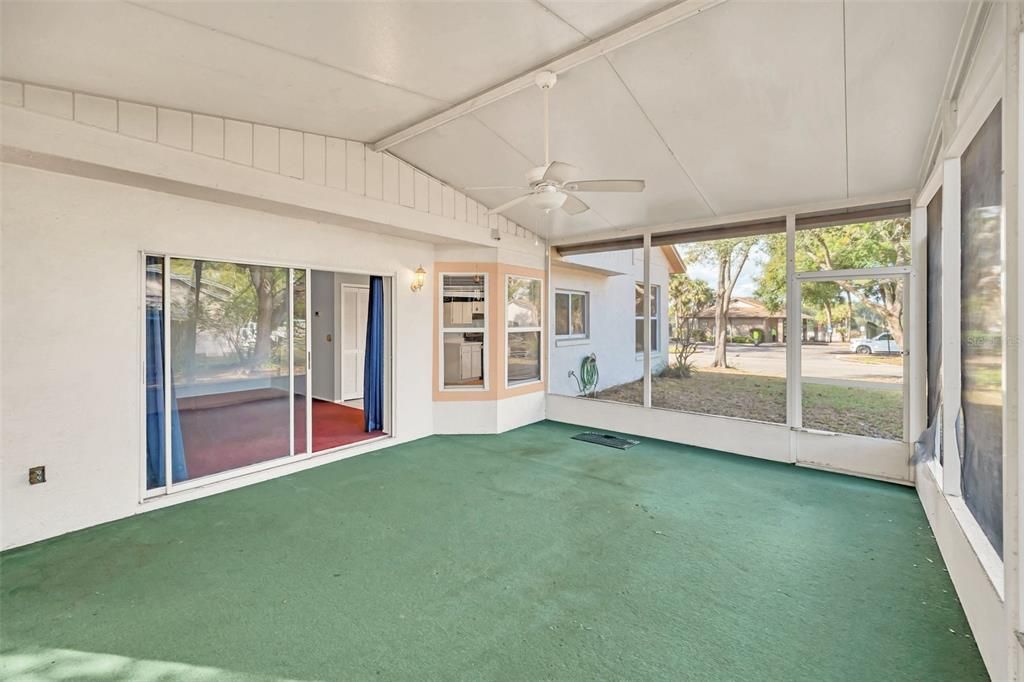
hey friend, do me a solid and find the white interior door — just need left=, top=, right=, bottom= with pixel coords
left=341, top=285, right=369, bottom=401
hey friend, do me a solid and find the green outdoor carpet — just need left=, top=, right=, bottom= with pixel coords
left=1, top=421, right=986, bottom=680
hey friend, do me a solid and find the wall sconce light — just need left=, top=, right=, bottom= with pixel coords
left=410, top=265, right=427, bottom=292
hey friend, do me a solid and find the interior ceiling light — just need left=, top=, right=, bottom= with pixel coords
left=467, top=71, right=646, bottom=218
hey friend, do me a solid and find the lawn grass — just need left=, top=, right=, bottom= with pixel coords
left=839, top=354, right=904, bottom=367
left=594, top=370, right=903, bottom=440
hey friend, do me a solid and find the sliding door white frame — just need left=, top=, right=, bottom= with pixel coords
left=139, top=251, right=393, bottom=499
left=305, top=267, right=313, bottom=456
left=163, top=254, right=173, bottom=494
left=289, top=268, right=296, bottom=457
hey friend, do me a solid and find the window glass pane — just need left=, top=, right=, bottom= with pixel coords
left=443, top=275, right=485, bottom=329
left=507, top=276, right=541, bottom=328
left=800, top=280, right=905, bottom=440
left=633, top=283, right=658, bottom=352
left=555, top=293, right=570, bottom=336
left=651, top=285, right=660, bottom=350
left=551, top=247, right=642, bottom=405
left=144, top=256, right=172, bottom=489
left=795, top=218, right=910, bottom=270
left=293, top=269, right=307, bottom=455
left=170, top=259, right=292, bottom=481
left=960, top=103, right=1003, bottom=556
left=570, top=294, right=586, bottom=336
left=653, top=235, right=786, bottom=424
left=443, top=331, right=484, bottom=387
left=507, top=331, right=541, bottom=385
left=926, top=188, right=943, bottom=464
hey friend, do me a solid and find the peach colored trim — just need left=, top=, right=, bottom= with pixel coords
left=496, top=264, right=546, bottom=400
left=432, top=261, right=546, bottom=402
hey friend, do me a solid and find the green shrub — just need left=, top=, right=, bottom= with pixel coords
left=730, top=335, right=753, bottom=344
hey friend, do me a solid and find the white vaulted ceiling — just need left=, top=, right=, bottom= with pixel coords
left=1, top=0, right=968, bottom=240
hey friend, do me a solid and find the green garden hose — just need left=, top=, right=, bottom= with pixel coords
left=569, top=353, right=599, bottom=397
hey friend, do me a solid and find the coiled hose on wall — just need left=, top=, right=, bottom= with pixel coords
left=569, top=353, right=599, bottom=397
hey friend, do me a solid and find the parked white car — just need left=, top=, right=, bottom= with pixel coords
left=850, top=332, right=901, bottom=355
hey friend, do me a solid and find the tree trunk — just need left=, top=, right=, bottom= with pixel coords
left=823, top=301, right=833, bottom=344
left=250, top=266, right=277, bottom=370
left=712, top=258, right=730, bottom=368
left=846, top=289, right=853, bottom=340
left=182, top=260, right=203, bottom=381
left=712, top=299, right=729, bottom=367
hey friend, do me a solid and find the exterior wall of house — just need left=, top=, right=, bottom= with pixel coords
left=430, top=245, right=547, bottom=434
left=549, top=248, right=671, bottom=397
left=0, top=92, right=547, bottom=549
left=693, top=316, right=785, bottom=341
left=0, top=164, right=434, bottom=550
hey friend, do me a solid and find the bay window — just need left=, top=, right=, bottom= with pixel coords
left=441, top=274, right=487, bottom=389
left=506, top=275, right=542, bottom=385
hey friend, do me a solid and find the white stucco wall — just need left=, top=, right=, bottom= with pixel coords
left=549, top=248, right=670, bottom=397
left=0, top=91, right=550, bottom=549
left=0, top=163, right=443, bottom=550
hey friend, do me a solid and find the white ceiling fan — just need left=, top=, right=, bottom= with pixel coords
left=468, top=71, right=646, bottom=217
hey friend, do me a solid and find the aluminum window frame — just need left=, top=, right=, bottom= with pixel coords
left=635, top=281, right=660, bottom=354
left=554, top=289, right=590, bottom=341
left=439, top=271, right=490, bottom=392
left=505, top=273, right=544, bottom=388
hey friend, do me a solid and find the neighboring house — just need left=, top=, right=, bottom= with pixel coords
left=550, top=246, right=684, bottom=396
left=692, top=296, right=800, bottom=342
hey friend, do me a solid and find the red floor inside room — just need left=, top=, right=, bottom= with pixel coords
left=178, top=391, right=384, bottom=480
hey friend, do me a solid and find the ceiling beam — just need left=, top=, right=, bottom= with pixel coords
left=370, top=0, right=726, bottom=152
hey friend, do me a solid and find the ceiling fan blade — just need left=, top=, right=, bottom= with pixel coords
left=487, top=193, right=535, bottom=214
left=542, top=161, right=580, bottom=185
left=464, top=185, right=528, bottom=191
left=561, top=192, right=590, bottom=215
left=564, top=179, right=646, bottom=193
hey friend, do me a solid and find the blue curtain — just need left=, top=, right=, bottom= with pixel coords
left=364, top=276, right=385, bottom=432
left=146, top=307, right=188, bottom=487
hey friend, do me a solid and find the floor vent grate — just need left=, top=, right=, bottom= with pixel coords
left=571, top=432, right=639, bottom=450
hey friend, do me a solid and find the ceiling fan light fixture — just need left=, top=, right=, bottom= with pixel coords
left=531, top=187, right=567, bottom=212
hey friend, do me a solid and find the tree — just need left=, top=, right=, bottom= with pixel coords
left=686, top=237, right=759, bottom=368
left=667, top=273, right=713, bottom=377
left=796, top=219, right=909, bottom=346
left=181, top=260, right=204, bottom=381
left=803, top=281, right=841, bottom=343
left=248, top=266, right=287, bottom=370
left=753, top=219, right=910, bottom=346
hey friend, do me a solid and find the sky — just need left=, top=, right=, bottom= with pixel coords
left=675, top=242, right=770, bottom=298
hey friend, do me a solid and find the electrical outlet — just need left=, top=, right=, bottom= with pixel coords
left=28, top=466, right=45, bottom=485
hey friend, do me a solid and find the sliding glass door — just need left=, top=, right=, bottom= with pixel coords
left=144, top=254, right=388, bottom=496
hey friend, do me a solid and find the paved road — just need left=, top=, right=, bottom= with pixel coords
left=685, top=342, right=903, bottom=385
